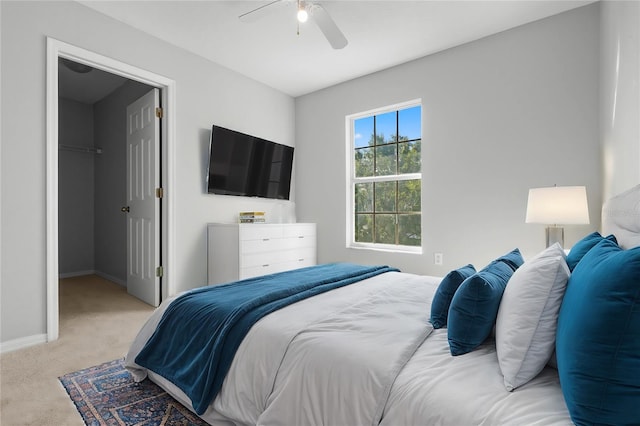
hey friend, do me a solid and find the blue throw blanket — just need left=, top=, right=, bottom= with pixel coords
left=135, top=262, right=398, bottom=415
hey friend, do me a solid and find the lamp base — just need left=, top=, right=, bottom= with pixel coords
left=546, top=226, right=564, bottom=248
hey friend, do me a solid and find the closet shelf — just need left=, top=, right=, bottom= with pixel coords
left=59, top=144, right=103, bottom=154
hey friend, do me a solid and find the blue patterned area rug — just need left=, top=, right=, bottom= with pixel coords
left=59, top=358, right=208, bottom=425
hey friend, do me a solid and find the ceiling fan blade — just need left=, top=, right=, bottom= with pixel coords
left=239, top=0, right=285, bottom=23
left=309, top=3, right=348, bottom=49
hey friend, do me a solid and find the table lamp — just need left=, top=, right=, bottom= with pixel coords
left=525, top=186, right=589, bottom=247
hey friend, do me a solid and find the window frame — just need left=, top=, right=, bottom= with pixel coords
left=345, top=99, right=423, bottom=254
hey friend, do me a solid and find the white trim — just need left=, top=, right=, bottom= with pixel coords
left=95, top=271, right=127, bottom=287
left=0, top=2, right=4, bottom=341
left=46, top=39, right=60, bottom=342
left=345, top=112, right=353, bottom=249
left=58, top=270, right=126, bottom=286
left=353, top=173, right=422, bottom=184
left=0, top=334, right=48, bottom=354
left=59, top=270, right=97, bottom=279
left=46, top=38, right=177, bottom=343
left=350, top=242, right=423, bottom=254
left=347, top=99, right=423, bottom=121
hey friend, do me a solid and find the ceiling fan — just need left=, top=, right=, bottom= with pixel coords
left=239, top=0, right=348, bottom=50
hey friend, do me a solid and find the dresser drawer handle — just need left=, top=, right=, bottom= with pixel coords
left=262, top=264, right=270, bottom=267
left=298, top=236, right=304, bottom=239
left=298, top=258, right=304, bottom=262
left=262, top=238, right=270, bottom=241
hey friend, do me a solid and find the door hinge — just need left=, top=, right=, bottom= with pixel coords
left=155, top=107, right=163, bottom=118
left=156, top=187, right=164, bottom=198
left=156, top=266, right=164, bottom=277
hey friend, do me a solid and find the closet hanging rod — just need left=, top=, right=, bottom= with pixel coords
left=58, top=144, right=103, bottom=154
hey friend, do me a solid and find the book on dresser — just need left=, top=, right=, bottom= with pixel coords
left=207, top=222, right=317, bottom=286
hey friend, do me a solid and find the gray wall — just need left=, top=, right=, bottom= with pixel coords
left=58, top=98, right=95, bottom=275
left=94, top=80, right=153, bottom=284
left=600, top=0, right=640, bottom=200
left=1, top=1, right=295, bottom=344
left=295, top=4, right=602, bottom=275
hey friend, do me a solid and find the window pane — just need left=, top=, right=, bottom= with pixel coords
left=398, top=179, right=421, bottom=212
left=355, top=147, right=374, bottom=177
left=355, top=214, right=373, bottom=243
left=375, top=214, right=396, bottom=244
left=398, top=140, right=421, bottom=174
left=398, top=214, right=421, bottom=246
left=375, top=181, right=396, bottom=212
left=354, top=116, right=374, bottom=148
left=355, top=183, right=373, bottom=213
left=350, top=103, right=422, bottom=250
left=375, top=144, right=397, bottom=176
left=375, top=111, right=397, bottom=144
left=398, top=106, right=421, bottom=141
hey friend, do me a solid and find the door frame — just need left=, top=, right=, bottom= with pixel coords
left=45, top=38, right=176, bottom=341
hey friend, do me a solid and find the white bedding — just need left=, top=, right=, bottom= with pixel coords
left=382, top=330, right=570, bottom=425
left=125, top=270, right=572, bottom=425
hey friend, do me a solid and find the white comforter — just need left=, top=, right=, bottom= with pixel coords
left=126, top=271, right=436, bottom=425
left=125, top=270, right=572, bottom=425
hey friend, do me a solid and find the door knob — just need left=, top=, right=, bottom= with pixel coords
left=121, top=206, right=130, bottom=213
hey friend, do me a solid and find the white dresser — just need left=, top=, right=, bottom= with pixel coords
left=207, top=223, right=317, bottom=285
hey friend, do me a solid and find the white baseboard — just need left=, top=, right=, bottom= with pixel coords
left=2, top=271, right=126, bottom=354
left=59, top=270, right=126, bottom=288
left=95, top=271, right=126, bottom=287
left=59, top=270, right=96, bottom=279
left=0, top=334, right=47, bottom=354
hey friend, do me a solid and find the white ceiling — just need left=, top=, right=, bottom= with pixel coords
left=76, top=0, right=594, bottom=98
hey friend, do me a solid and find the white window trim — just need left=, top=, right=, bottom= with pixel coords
left=345, top=99, right=423, bottom=254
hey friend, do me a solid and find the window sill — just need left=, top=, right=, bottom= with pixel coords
left=348, top=242, right=423, bottom=255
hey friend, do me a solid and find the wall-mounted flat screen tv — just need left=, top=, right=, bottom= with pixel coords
left=207, top=125, right=294, bottom=200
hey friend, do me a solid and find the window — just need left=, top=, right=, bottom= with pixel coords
left=347, top=101, right=422, bottom=252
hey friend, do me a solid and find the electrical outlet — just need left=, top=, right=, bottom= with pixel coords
left=434, top=252, right=443, bottom=265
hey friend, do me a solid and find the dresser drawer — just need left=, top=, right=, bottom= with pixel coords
left=240, top=264, right=280, bottom=280
left=241, top=251, right=315, bottom=280
left=240, top=251, right=286, bottom=269
left=241, top=237, right=285, bottom=254
left=282, top=223, right=316, bottom=238
left=278, top=247, right=316, bottom=264
left=239, top=224, right=283, bottom=241
left=280, top=235, right=316, bottom=250
left=278, top=257, right=316, bottom=272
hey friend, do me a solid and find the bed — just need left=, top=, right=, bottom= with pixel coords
left=125, top=185, right=640, bottom=426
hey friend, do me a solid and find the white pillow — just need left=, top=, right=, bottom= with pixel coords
left=495, top=243, right=570, bottom=391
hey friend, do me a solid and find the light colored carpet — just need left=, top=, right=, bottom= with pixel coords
left=0, top=275, right=155, bottom=426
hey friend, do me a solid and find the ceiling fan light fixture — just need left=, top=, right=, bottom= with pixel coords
left=240, top=0, right=348, bottom=49
left=297, top=1, right=308, bottom=23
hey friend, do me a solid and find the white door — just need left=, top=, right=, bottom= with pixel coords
left=125, top=89, right=161, bottom=307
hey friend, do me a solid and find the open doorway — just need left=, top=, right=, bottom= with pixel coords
left=58, top=58, right=153, bottom=291
left=46, top=38, right=177, bottom=342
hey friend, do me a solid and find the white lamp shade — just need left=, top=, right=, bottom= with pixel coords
left=526, top=186, right=590, bottom=225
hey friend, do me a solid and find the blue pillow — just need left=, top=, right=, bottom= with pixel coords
left=430, top=264, right=476, bottom=329
left=566, top=231, right=617, bottom=271
left=556, top=238, right=640, bottom=425
left=447, top=249, right=522, bottom=356
left=493, top=247, right=524, bottom=271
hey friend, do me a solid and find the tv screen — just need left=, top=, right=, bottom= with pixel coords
left=207, top=125, right=294, bottom=200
